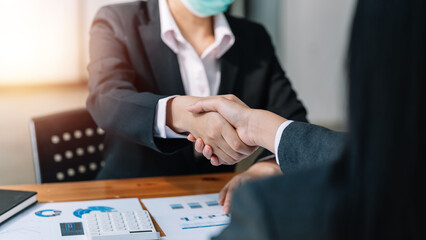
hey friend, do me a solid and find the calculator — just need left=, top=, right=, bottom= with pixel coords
left=82, top=210, right=160, bottom=240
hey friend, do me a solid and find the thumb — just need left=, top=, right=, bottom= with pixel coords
left=186, top=102, right=204, bottom=113
left=186, top=99, right=219, bottom=114
left=188, top=98, right=245, bottom=128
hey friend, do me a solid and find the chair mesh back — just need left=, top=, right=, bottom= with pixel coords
left=30, top=109, right=105, bottom=183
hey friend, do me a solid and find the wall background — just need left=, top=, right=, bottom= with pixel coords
left=0, top=0, right=356, bottom=185
left=244, top=0, right=356, bottom=127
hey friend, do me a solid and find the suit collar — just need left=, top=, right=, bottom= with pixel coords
left=138, top=0, right=185, bottom=95
left=218, top=14, right=241, bottom=95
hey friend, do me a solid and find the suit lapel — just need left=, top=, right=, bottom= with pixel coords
left=138, top=0, right=185, bottom=95
left=218, top=15, right=241, bottom=95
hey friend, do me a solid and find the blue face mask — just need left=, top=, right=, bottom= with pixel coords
left=180, top=0, right=235, bottom=17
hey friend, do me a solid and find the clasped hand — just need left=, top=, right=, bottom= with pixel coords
left=167, top=95, right=257, bottom=166
left=185, top=94, right=258, bottom=165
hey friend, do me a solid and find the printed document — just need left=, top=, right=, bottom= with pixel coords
left=0, top=198, right=142, bottom=240
left=142, top=193, right=229, bottom=240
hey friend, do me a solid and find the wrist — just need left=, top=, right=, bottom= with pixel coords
left=166, top=96, right=193, bottom=133
left=249, top=110, right=287, bottom=152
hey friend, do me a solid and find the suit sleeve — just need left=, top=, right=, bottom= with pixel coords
left=86, top=7, right=189, bottom=154
left=215, top=165, right=348, bottom=240
left=277, top=121, right=347, bottom=173
left=254, top=26, right=308, bottom=162
left=212, top=183, right=274, bottom=240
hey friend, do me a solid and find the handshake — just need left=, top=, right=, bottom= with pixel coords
left=167, top=94, right=288, bottom=166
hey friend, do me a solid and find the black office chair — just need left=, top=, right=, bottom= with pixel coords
left=29, top=109, right=105, bottom=183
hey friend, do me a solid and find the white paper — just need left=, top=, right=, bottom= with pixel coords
left=0, top=198, right=143, bottom=240
left=142, top=193, right=229, bottom=240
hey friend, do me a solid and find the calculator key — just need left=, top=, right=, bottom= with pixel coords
left=82, top=210, right=159, bottom=240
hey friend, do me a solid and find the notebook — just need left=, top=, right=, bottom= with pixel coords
left=0, top=189, right=37, bottom=224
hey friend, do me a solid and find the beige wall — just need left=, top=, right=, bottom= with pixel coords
left=280, top=0, right=356, bottom=127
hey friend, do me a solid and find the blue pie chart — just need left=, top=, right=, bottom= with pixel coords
left=35, top=209, right=62, bottom=217
left=73, top=206, right=115, bottom=218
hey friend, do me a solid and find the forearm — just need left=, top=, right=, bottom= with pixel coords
left=248, top=109, right=287, bottom=153
left=88, top=85, right=160, bottom=136
left=88, top=86, right=188, bottom=146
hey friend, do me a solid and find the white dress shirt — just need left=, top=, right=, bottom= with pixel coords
left=274, top=121, right=294, bottom=165
left=154, top=0, right=235, bottom=139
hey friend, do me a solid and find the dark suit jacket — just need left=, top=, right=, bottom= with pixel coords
left=87, top=0, right=307, bottom=179
left=214, top=122, right=349, bottom=240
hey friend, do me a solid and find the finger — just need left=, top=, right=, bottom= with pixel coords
left=202, top=145, right=213, bottom=159
left=211, top=155, right=219, bottom=165
left=187, top=133, right=196, bottom=142
left=223, top=186, right=235, bottom=214
left=219, top=182, right=231, bottom=205
left=216, top=157, right=231, bottom=166
left=210, top=156, right=220, bottom=166
left=195, top=138, right=205, bottom=153
left=214, top=144, right=240, bottom=165
left=211, top=153, right=233, bottom=166
left=221, top=124, right=253, bottom=156
left=212, top=155, right=232, bottom=166
left=186, top=98, right=220, bottom=114
left=205, top=138, right=238, bottom=165
left=217, top=123, right=250, bottom=161
left=188, top=98, right=245, bottom=128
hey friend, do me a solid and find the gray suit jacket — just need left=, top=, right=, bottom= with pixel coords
left=214, top=122, right=349, bottom=240
left=87, top=0, right=307, bottom=179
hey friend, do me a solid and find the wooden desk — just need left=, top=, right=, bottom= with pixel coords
left=0, top=172, right=235, bottom=202
left=0, top=173, right=236, bottom=236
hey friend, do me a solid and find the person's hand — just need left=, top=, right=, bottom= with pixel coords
left=219, top=158, right=282, bottom=213
left=167, top=96, right=256, bottom=165
left=187, top=94, right=256, bottom=146
left=187, top=95, right=287, bottom=157
left=186, top=95, right=256, bottom=163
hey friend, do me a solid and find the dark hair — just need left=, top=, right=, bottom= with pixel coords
left=348, top=0, right=425, bottom=238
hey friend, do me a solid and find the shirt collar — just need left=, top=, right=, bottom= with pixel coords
left=209, top=13, right=235, bottom=59
left=159, top=0, right=184, bottom=53
left=159, top=0, right=235, bottom=59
